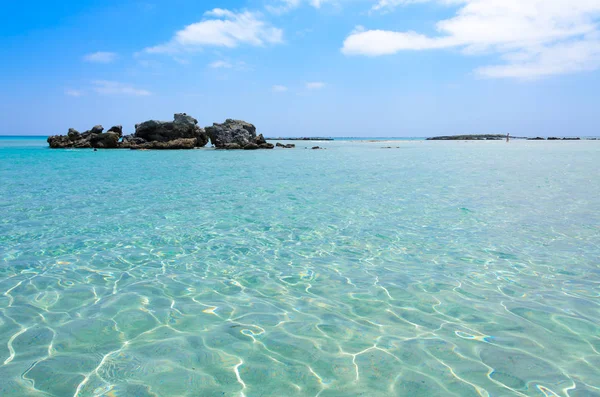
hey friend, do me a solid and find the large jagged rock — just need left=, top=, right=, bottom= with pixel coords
left=134, top=113, right=208, bottom=147
left=206, top=119, right=273, bottom=149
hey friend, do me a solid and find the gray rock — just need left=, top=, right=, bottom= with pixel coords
left=243, top=143, right=259, bottom=150
left=256, top=134, right=267, bottom=145
left=276, top=142, right=295, bottom=148
left=91, top=125, right=104, bottom=134
left=90, top=132, right=120, bottom=148
left=67, top=128, right=80, bottom=141
left=134, top=113, right=208, bottom=147
left=205, top=119, right=258, bottom=148
left=107, top=125, right=123, bottom=137
left=259, top=143, right=274, bottom=149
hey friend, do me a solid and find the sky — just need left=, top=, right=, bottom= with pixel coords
left=1, top=0, right=599, bottom=137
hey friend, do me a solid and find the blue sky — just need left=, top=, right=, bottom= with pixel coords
left=2, top=0, right=599, bottom=137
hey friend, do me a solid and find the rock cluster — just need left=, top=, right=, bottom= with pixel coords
left=48, top=125, right=123, bottom=149
left=48, top=114, right=326, bottom=150
left=206, top=119, right=274, bottom=150
left=48, top=113, right=209, bottom=150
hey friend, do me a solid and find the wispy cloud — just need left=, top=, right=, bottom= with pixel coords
left=272, top=85, right=289, bottom=92
left=306, top=81, right=326, bottom=89
left=83, top=51, right=118, bottom=63
left=209, top=60, right=233, bottom=69
left=91, top=81, right=151, bottom=96
left=65, top=89, right=84, bottom=97
left=143, top=9, right=283, bottom=54
left=266, top=0, right=338, bottom=14
left=343, top=0, right=600, bottom=79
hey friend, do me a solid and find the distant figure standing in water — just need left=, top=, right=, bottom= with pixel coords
left=506, top=133, right=510, bottom=143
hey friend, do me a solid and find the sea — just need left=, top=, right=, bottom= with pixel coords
left=1, top=136, right=599, bottom=396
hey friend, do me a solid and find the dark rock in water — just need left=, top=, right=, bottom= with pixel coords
left=47, top=135, right=72, bottom=148
left=256, top=134, right=267, bottom=145
left=90, top=132, right=120, bottom=148
left=134, top=113, right=208, bottom=147
left=548, top=137, right=561, bottom=140
left=206, top=119, right=256, bottom=148
left=563, top=137, right=581, bottom=140
left=276, top=142, right=295, bottom=148
left=205, top=119, right=272, bottom=149
left=107, top=125, right=123, bottom=138
left=312, top=146, right=323, bottom=150
left=527, top=137, right=545, bottom=140
left=219, top=143, right=242, bottom=150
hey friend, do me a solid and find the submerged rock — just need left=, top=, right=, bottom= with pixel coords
left=206, top=119, right=273, bottom=149
left=134, top=113, right=208, bottom=147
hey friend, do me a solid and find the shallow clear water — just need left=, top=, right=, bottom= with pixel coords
left=1, top=137, right=599, bottom=397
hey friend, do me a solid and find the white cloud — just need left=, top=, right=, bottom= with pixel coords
left=209, top=60, right=233, bottom=68
left=83, top=52, right=118, bottom=63
left=343, top=0, right=600, bottom=79
left=272, top=85, right=289, bottom=92
left=267, top=0, right=302, bottom=14
left=306, top=81, right=326, bottom=89
left=266, top=0, right=339, bottom=14
left=144, top=9, right=283, bottom=54
left=92, top=81, right=151, bottom=96
left=65, top=89, right=84, bottom=97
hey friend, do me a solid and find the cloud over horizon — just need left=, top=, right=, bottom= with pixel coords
left=144, top=9, right=283, bottom=54
left=343, top=0, right=600, bottom=79
left=92, top=81, right=151, bottom=96
left=83, top=51, right=117, bottom=63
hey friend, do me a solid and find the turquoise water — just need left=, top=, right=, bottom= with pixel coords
left=1, top=137, right=599, bottom=397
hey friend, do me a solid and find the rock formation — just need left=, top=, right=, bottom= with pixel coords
left=48, top=125, right=122, bottom=149
left=206, top=119, right=274, bottom=149
left=132, top=113, right=208, bottom=147
left=48, top=113, right=210, bottom=150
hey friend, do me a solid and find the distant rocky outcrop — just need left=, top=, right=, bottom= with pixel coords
left=206, top=119, right=274, bottom=149
left=427, top=134, right=507, bottom=141
left=276, top=142, right=295, bottom=148
left=48, top=125, right=122, bottom=149
left=527, top=137, right=545, bottom=140
left=267, top=137, right=334, bottom=141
